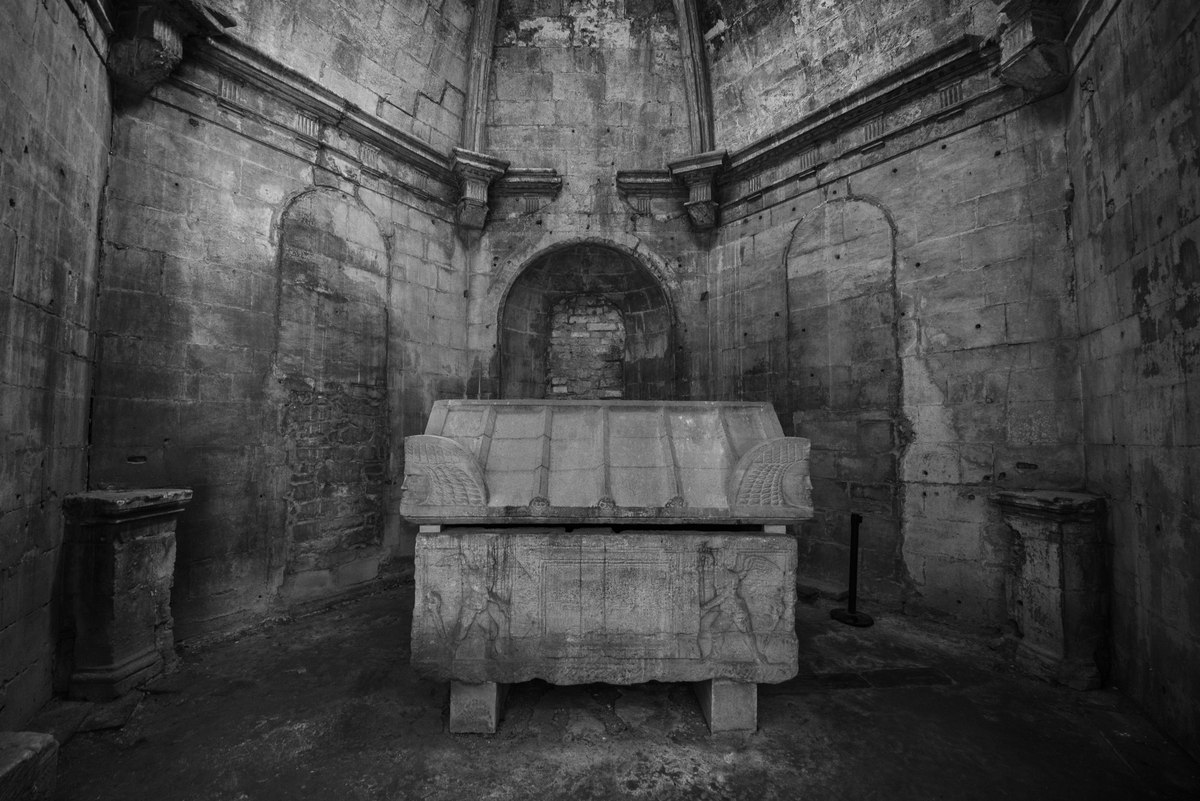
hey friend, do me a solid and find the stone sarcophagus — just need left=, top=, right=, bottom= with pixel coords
left=401, top=400, right=812, bottom=733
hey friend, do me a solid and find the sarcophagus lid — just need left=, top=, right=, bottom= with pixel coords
left=400, top=400, right=812, bottom=525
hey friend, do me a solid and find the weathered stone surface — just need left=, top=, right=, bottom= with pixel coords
left=448, top=681, right=507, bottom=734
left=412, top=528, right=798, bottom=686
left=706, top=0, right=999, bottom=150
left=2, top=0, right=1196, bottom=768
left=63, top=489, right=192, bottom=701
left=0, top=732, right=57, bottom=801
left=0, top=0, right=111, bottom=731
left=994, top=491, right=1106, bottom=690
left=401, top=400, right=812, bottom=523
left=1066, top=0, right=1200, bottom=760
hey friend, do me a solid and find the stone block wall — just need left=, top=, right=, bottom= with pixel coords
left=1067, top=0, right=1200, bottom=759
left=497, top=244, right=674, bottom=400
left=468, top=0, right=709, bottom=401
left=703, top=0, right=997, bottom=150
left=88, top=44, right=469, bottom=637
left=212, top=0, right=473, bottom=152
left=711, top=87, right=1082, bottom=620
left=546, top=294, right=627, bottom=398
left=0, top=0, right=110, bottom=729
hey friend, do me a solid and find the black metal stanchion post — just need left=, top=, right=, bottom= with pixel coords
left=831, top=512, right=874, bottom=627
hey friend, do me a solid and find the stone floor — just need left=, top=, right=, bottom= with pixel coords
left=41, top=579, right=1200, bottom=801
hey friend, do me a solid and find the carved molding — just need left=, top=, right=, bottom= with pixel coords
left=672, top=0, right=716, bottom=153
left=460, top=0, right=501, bottom=152
left=491, top=167, right=563, bottom=215
left=188, top=37, right=453, bottom=183
left=452, top=148, right=509, bottom=232
left=615, top=170, right=686, bottom=215
left=718, top=36, right=1012, bottom=220
left=668, top=149, right=727, bottom=230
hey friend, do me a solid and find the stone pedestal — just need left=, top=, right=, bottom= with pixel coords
left=413, top=527, right=797, bottom=733
left=993, top=491, right=1106, bottom=690
left=62, top=489, right=192, bottom=701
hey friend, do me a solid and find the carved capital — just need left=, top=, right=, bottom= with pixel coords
left=668, top=150, right=727, bottom=230
left=451, top=147, right=509, bottom=234
left=997, top=0, right=1069, bottom=95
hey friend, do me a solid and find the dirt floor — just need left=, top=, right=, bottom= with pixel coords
left=42, top=580, right=1200, bottom=800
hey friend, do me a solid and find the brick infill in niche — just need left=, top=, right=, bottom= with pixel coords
left=546, top=294, right=626, bottom=399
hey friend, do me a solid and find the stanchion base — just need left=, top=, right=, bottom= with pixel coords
left=831, top=608, right=875, bottom=627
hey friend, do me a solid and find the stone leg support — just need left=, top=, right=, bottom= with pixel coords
left=449, top=681, right=508, bottom=734
left=693, top=679, right=757, bottom=733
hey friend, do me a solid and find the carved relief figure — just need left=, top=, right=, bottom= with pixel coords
left=697, top=546, right=779, bottom=663
left=427, top=541, right=511, bottom=662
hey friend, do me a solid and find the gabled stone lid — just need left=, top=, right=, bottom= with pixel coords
left=400, top=400, right=812, bottom=525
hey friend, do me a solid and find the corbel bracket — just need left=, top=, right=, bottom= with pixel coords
left=108, top=1, right=235, bottom=100
left=996, top=0, right=1069, bottom=95
left=452, top=147, right=510, bottom=234
left=668, top=150, right=727, bottom=230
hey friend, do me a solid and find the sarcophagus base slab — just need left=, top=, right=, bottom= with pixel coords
left=412, top=527, right=798, bottom=687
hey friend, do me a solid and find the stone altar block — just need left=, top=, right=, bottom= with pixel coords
left=402, top=401, right=812, bottom=733
left=994, top=490, right=1107, bottom=690
left=62, top=488, right=192, bottom=701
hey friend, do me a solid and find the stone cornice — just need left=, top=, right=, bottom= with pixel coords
left=717, top=36, right=1021, bottom=222
left=615, top=171, right=687, bottom=216
left=722, top=36, right=998, bottom=185
left=492, top=168, right=563, bottom=198
left=189, top=36, right=453, bottom=182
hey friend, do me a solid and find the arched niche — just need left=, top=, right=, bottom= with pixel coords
left=785, top=197, right=903, bottom=602
left=498, top=244, right=676, bottom=400
left=274, top=188, right=390, bottom=600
